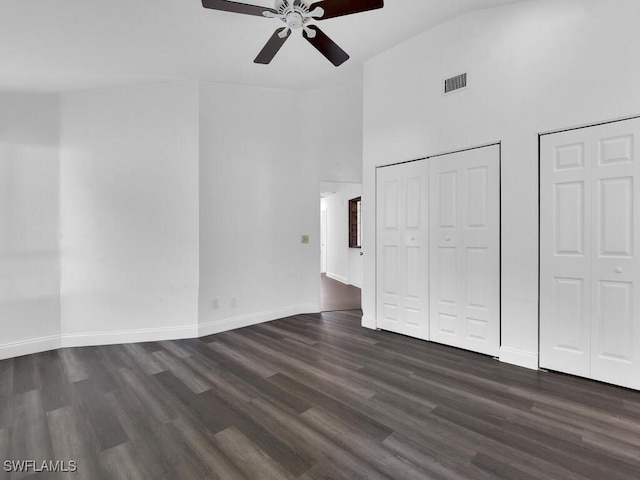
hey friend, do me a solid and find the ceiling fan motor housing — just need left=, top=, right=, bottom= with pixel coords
left=272, top=0, right=321, bottom=28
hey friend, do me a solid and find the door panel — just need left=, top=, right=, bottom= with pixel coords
left=437, top=171, right=458, bottom=228
left=541, top=117, right=640, bottom=390
left=598, top=177, right=633, bottom=256
left=429, top=145, right=500, bottom=356
left=437, top=247, right=458, bottom=304
left=376, top=161, right=429, bottom=340
left=590, top=119, right=640, bottom=390
left=466, top=167, right=489, bottom=228
left=540, top=130, right=592, bottom=377
left=466, top=247, right=489, bottom=308
left=554, top=182, right=585, bottom=255
left=551, top=277, right=586, bottom=354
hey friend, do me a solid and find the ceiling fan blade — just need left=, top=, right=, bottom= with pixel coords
left=201, top=0, right=276, bottom=17
left=302, top=25, right=349, bottom=67
left=309, top=0, right=383, bottom=20
left=255, top=28, right=291, bottom=64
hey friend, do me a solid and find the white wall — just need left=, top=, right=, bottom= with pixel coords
left=321, top=183, right=363, bottom=288
left=59, top=82, right=200, bottom=344
left=0, top=93, right=61, bottom=355
left=301, top=82, right=363, bottom=183
left=198, top=82, right=319, bottom=334
left=2, top=75, right=365, bottom=357
left=362, top=0, right=640, bottom=369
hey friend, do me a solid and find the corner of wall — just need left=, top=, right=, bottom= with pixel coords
left=0, top=335, right=61, bottom=361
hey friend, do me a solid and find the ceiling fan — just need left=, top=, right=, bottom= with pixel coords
left=201, top=0, right=384, bottom=66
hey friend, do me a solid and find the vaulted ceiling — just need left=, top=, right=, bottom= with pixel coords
left=0, top=0, right=523, bottom=93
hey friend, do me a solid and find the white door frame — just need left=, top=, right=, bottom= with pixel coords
left=375, top=142, right=502, bottom=355
left=320, top=208, right=327, bottom=274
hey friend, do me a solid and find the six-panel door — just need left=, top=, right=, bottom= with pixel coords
left=541, top=117, right=640, bottom=390
left=376, top=145, right=500, bottom=356
left=376, top=160, right=429, bottom=340
left=428, top=146, right=501, bottom=357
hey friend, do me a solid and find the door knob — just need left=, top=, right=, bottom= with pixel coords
left=615, top=267, right=623, bottom=274
left=410, top=236, right=415, bottom=241
left=445, top=236, right=451, bottom=242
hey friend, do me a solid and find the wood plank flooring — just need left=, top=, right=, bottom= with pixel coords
left=321, top=274, right=361, bottom=312
left=1, top=310, right=640, bottom=479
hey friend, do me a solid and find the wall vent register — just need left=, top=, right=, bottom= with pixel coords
left=444, top=73, right=467, bottom=94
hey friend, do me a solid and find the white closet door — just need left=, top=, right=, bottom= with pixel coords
left=429, top=145, right=500, bottom=356
left=376, top=160, right=429, bottom=340
left=540, top=130, right=592, bottom=377
left=589, top=120, right=640, bottom=390
left=541, top=117, right=640, bottom=390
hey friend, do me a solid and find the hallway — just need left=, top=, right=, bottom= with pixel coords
left=320, top=274, right=361, bottom=312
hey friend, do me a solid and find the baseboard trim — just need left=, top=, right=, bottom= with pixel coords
left=199, top=305, right=312, bottom=337
left=499, top=346, right=539, bottom=370
left=61, top=325, right=199, bottom=348
left=0, top=304, right=322, bottom=359
left=326, top=272, right=349, bottom=285
left=0, top=335, right=61, bottom=360
left=297, top=303, right=321, bottom=314
left=361, top=314, right=377, bottom=330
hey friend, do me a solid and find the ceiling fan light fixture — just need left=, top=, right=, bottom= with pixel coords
left=286, top=12, right=304, bottom=29
left=302, top=25, right=316, bottom=38
left=201, top=0, right=384, bottom=65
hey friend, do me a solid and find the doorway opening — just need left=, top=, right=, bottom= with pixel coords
left=320, top=182, right=363, bottom=312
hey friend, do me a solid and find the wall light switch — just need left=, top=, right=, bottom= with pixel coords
left=301, top=235, right=310, bottom=244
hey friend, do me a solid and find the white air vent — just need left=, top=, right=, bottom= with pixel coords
left=444, top=73, right=467, bottom=94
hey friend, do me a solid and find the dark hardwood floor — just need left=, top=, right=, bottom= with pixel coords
left=1, top=311, right=640, bottom=479
left=321, top=274, right=361, bottom=312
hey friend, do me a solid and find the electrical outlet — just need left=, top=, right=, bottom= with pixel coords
left=301, top=235, right=310, bottom=244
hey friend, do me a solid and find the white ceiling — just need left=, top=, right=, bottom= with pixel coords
left=0, top=0, right=523, bottom=93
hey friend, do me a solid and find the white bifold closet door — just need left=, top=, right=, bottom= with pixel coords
left=428, top=146, right=501, bottom=357
left=376, top=160, right=429, bottom=340
left=376, top=145, right=500, bottom=355
left=540, top=117, right=640, bottom=390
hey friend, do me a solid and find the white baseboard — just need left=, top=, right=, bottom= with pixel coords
left=297, top=303, right=321, bottom=314
left=361, top=314, right=377, bottom=330
left=0, top=335, right=61, bottom=360
left=0, top=303, right=321, bottom=360
left=326, top=272, right=349, bottom=285
left=499, top=346, right=539, bottom=370
left=61, top=324, right=199, bottom=348
left=198, top=305, right=315, bottom=337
